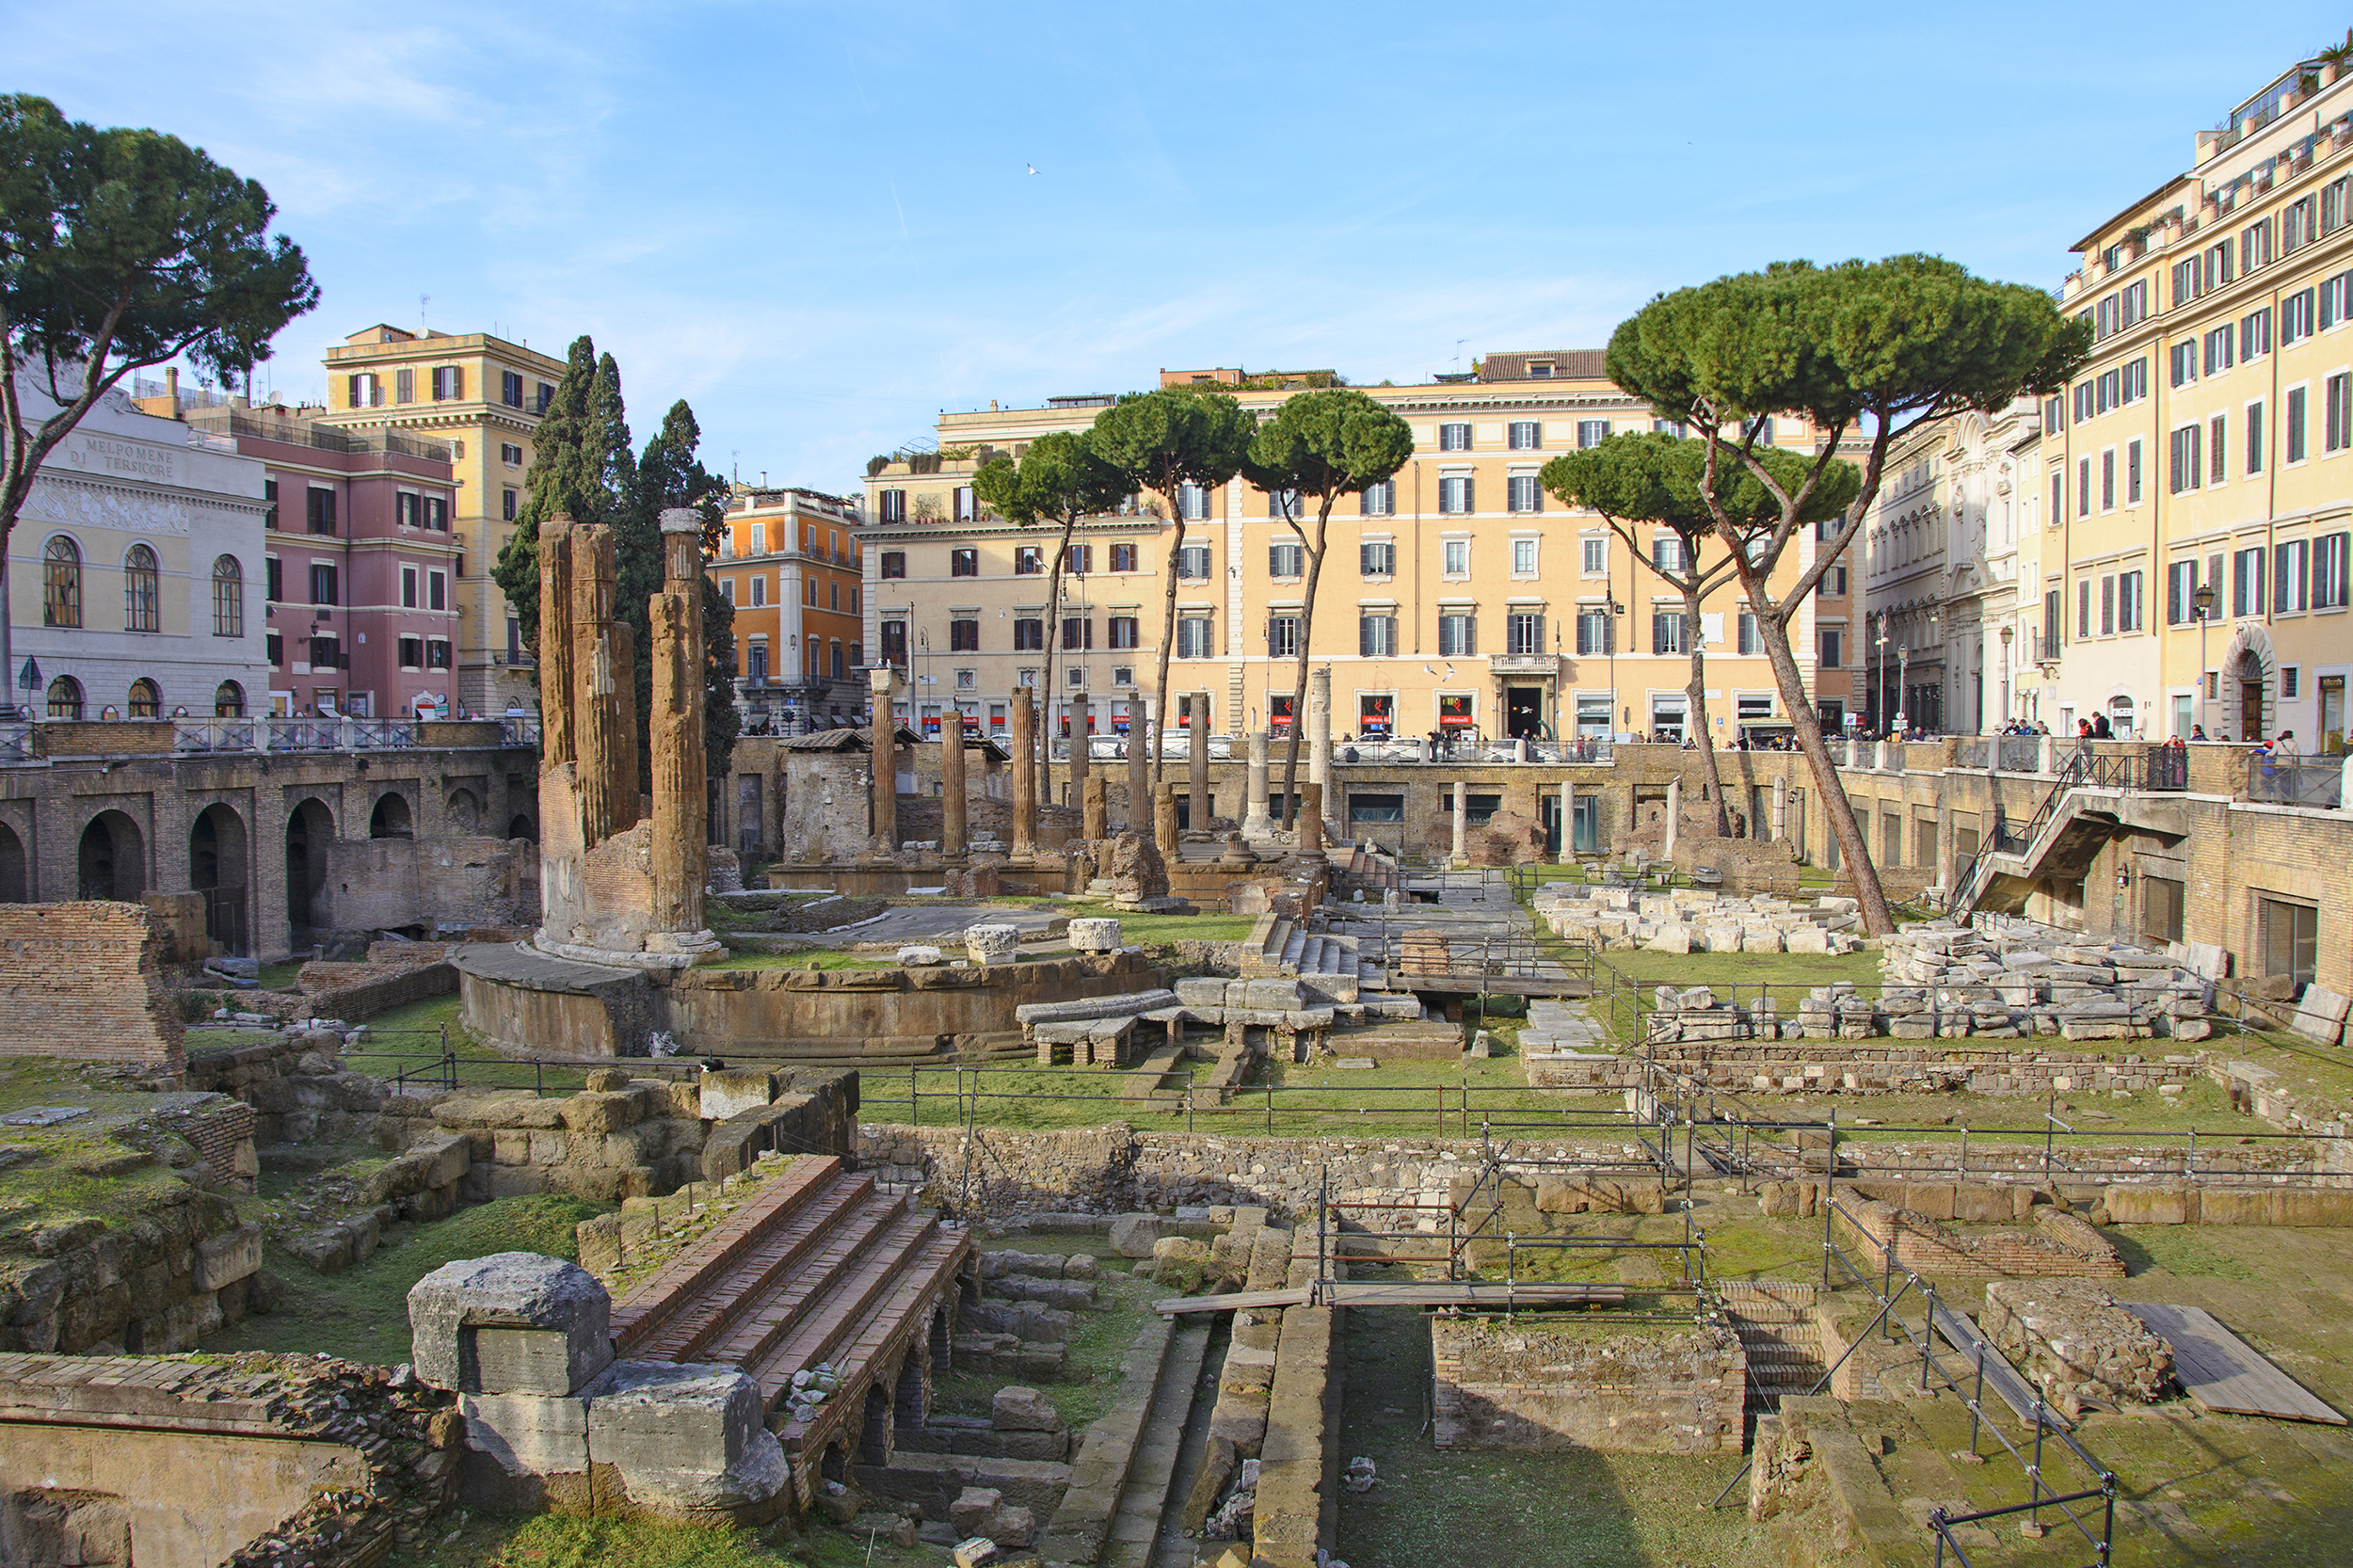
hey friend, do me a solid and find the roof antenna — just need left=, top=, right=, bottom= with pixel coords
left=420, top=294, right=430, bottom=331
left=1454, top=338, right=1468, bottom=371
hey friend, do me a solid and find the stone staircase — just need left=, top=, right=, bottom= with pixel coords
left=1716, top=1280, right=1828, bottom=1412
left=1237, top=915, right=1362, bottom=1003
left=1037, top=1315, right=1228, bottom=1568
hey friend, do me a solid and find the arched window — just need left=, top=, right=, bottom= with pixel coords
left=212, top=555, right=244, bottom=637
left=45, top=675, right=83, bottom=720
left=127, top=679, right=162, bottom=719
left=42, top=536, right=80, bottom=628
left=124, top=544, right=159, bottom=632
left=215, top=680, right=246, bottom=717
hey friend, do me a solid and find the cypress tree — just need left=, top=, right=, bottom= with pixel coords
left=491, top=335, right=602, bottom=651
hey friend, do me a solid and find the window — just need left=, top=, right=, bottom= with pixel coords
left=262, top=478, right=279, bottom=531
left=2243, top=218, right=2274, bottom=273
left=426, top=637, right=451, bottom=669
left=501, top=441, right=523, bottom=466
left=1581, top=536, right=1606, bottom=574
left=2101, top=448, right=2116, bottom=511
left=1176, top=544, right=1211, bottom=579
left=1177, top=482, right=1213, bottom=520
left=1108, top=615, right=1139, bottom=648
left=1576, top=607, right=1612, bottom=655
left=1442, top=539, right=1469, bottom=574
left=397, top=492, right=422, bottom=529
left=1359, top=480, right=1396, bottom=517
left=497, top=370, right=522, bottom=408
left=2044, top=588, right=2062, bottom=653
left=1269, top=542, right=1304, bottom=578
left=2325, top=268, right=2353, bottom=328
left=1013, top=546, right=1042, bottom=574
left=1359, top=613, right=1397, bottom=657
left=398, top=635, right=424, bottom=669
left=2288, top=384, right=2309, bottom=463
left=2209, top=416, right=2227, bottom=484
left=1437, top=612, right=1477, bottom=656
left=2119, top=570, right=2145, bottom=632
left=950, top=616, right=979, bottom=651
left=1512, top=537, right=1539, bottom=574
left=1508, top=420, right=1542, bottom=450
left=2316, top=532, right=2351, bottom=607
left=1267, top=615, right=1300, bottom=657
left=308, top=634, right=340, bottom=670
left=535, top=381, right=555, bottom=415
left=346, top=373, right=376, bottom=408
left=1818, top=627, right=1841, bottom=668
left=1507, top=610, right=1546, bottom=655
left=2234, top=545, right=2266, bottom=616
left=310, top=563, right=338, bottom=606
left=1349, top=792, right=1405, bottom=824
left=2121, top=358, right=2147, bottom=404
left=2262, top=897, right=2318, bottom=988
left=2286, top=196, right=2317, bottom=254
left=1827, top=563, right=1848, bottom=594
left=2078, top=577, right=2092, bottom=638
left=2169, top=424, right=2202, bottom=492
left=45, top=675, right=82, bottom=719
left=2169, top=340, right=2199, bottom=388
left=1177, top=616, right=1214, bottom=658
left=2283, top=288, right=2316, bottom=345
left=878, top=619, right=908, bottom=666
left=1653, top=419, right=1689, bottom=439
left=1070, top=544, right=1096, bottom=575
left=2126, top=438, right=2143, bottom=504
left=1437, top=476, right=1474, bottom=514
left=1506, top=474, right=1542, bottom=514
left=394, top=368, right=414, bottom=404
left=211, top=555, right=243, bottom=636
left=2248, top=400, right=2266, bottom=474
left=2204, top=325, right=2234, bottom=376
left=1360, top=541, right=1396, bottom=576
left=748, top=574, right=766, bottom=607
left=264, top=556, right=282, bottom=604
left=2284, top=665, right=2301, bottom=699
left=1437, top=422, right=1471, bottom=451
left=2168, top=559, right=2196, bottom=624
left=122, top=544, right=158, bottom=632
left=1061, top=615, right=1093, bottom=650
left=2079, top=456, right=2093, bottom=513
left=951, top=548, right=978, bottom=577
left=431, top=365, right=462, bottom=401
left=215, top=680, right=245, bottom=718
left=1652, top=610, right=1689, bottom=654
left=2330, top=374, right=2353, bottom=453
left=880, top=550, right=906, bottom=580
left=402, top=566, right=420, bottom=608
left=306, top=487, right=337, bottom=536
left=2243, top=307, right=2272, bottom=360
left=1737, top=609, right=1760, bottom=655
left=2043, top=394, right=2065, bottom=436
left=1577, top=419, right=1610, bottom=448
left=502, top=488, right=518, bottom=521
left=1014, top=616, right=1045, bottom=650
left=2277, top=539, right=2310, bottom=612
left=804, top=575, right=816, bottom=605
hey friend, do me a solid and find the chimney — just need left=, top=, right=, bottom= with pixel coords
left=165, top=367, right=180, bottom=416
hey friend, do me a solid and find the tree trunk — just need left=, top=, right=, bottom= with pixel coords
left=1151, top=507, right=1186, bottom=787
left=1275, top=504, right=1323, bottom=831
left=1684, top=583, right=1733, bottom=837
left=1743, top=581, right=1892, bottom=934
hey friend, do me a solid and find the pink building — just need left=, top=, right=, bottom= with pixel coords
left=179, top=403, right=463, bottom=717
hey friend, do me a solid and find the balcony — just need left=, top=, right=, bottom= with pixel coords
left=1488, top=651, right=1561, bottom=678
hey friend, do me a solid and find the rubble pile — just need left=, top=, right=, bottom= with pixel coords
left=1531, top=885, right=1865, bottom=955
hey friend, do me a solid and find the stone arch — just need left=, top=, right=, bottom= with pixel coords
left=929, top=1302, right=953, bottom=1377
left=0, top=822, right=24, bottom=904
left=285, top=797, right=335, bottom=938
left=77, top=809, right=145, bottom=902
left=369, top=791, right=413, bottom=840
left=444, top=787, right=482, bottom=834
left=891, top=1345, right=928, bottom=1437
left=506, top=813, right=537, bottom=843
left=190, top=804, right=250, bottom=956
left=858, top=1380, right=893, bottom=1465
left=820, top=1439, right=849, bottom=1485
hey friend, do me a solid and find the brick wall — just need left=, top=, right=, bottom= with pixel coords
left=297, top=958, right=457, bottom=1022
left=0, top=903, right=184, bottom=1064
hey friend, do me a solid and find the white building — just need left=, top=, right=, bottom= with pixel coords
left=4, top=382, right=272, bottom=721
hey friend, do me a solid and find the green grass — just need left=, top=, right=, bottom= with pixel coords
left=928, top=1239, right=1160, bottom=1432
left=703, top=950, right=898, bottom=972
left=205, top=1192, right=610, bottom=1367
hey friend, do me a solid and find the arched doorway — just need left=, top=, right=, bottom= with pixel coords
left=284, top=798, right=334, bottom=941
left=2235, top=648, right=2269, bottom=743
left=506, top=813, right=537, bottom=842
left=190, top=804, right=249, bottom=955
left=0, top=823, right=24, bottom=904
left=444, top=788, right=481, bottom=834
left=77, top=811, right=146, bottom=902
left=369, top=792, right=413, bottom=840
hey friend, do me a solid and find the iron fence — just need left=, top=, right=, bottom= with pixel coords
left=2246, top=755, right=2345, bottom=808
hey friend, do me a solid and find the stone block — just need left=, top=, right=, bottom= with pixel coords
left=699, top=1067, right=777, bottom=1122
left=2291, top=985, right=2352, bottom=1046
left=1108, top=1213, right=1167, bottom=1257
left=461, top=1388, right=589, bottom=1480
left=1066, top=919, right=1123, bottom=953
left=408, top=1252, right=613, bottom=1395
left=1645, top=924, right=1690, bottom=954
left=966, top=925, right=1020, bottom=965
left=193, top=1224, right=264, bottom=1291
left=952, top=1485, right=1004, bottom=1537
left=991, top=1385, right=1066, bottom=1433
left=584, top=1359, right=791, bottom=1512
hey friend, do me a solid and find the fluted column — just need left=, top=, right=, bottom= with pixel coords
left=1307, top=665, right=1332, bottom=793
left=870, top=666, right=898, bottom=850
left=1010, top=689, right=1035, bottom=857
left=941, top=708, right=968, bottom=857
left=570, top=522, right=622, bottom=847
left=1243, top=729, right=1271, bottom=838
left=1559, top=780, right=1577, bottom=866
left=1451, top=782, right=1468, bottom=865
left=648, top=509, right=706, bottom=934
left=1189, top=691, right=1210, bottom=831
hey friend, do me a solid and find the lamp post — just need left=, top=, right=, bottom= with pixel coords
left=2193, top=581, right=2217, bottom=736
left=1999, top=623, right=2014, bottom=729
left=1873, top=613, right=1890, bottom=736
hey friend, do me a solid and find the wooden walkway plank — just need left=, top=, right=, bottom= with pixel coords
left=2123, top=1302, right=2346, bottom=1426
left=1929, top=1302, right=2073, bottom=1432
left=1153, top=1281, right=1628, bottom=1316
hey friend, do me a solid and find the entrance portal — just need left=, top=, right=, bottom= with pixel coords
left=1505, top=687, right=1545, bottom=740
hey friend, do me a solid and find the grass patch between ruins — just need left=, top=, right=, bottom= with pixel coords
left=928, top=1235, right=1160, bottom=1434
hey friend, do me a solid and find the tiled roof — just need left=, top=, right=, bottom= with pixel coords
left=1479, top=350, right=1609, bottom=383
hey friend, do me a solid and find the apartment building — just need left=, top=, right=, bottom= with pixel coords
left=859, top=357, right=1865, bottom=748
left=712, top=485, right=870, bottom=732
left=2020, top=55, right=2353, bottom=748
left=318, top=326, right=568, bottom=716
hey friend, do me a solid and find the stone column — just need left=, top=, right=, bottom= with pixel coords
left=1126, top=689, right=1150, bottom=836
left=1153, top=781, right=1179, bottom=850
left=1243, top=729, right=1272, bottom=838
left=1009, top=690, right=1036, bottom=858
left=648, top=509, right=707, bottom=936
left=1451, top=782, right=1468, bottom=866
left=2039, top=734, right=2060, bottom=776
left=1663, top=776, right=1681, bottom=859
left=940, top=708, right=968, bottom=857
left=870, top=666, right=898, bottom=850
left=1559, top=779, right=1577, bottom=866
left=570, top=522, right=623, bottom=847
left=1307, top=665, right=1332, bottom=792
left=1082, top=774, right=1108, bottom=841
left=608, top=620, right=640, bottom=834
left=536, top=514, right=576, bottom=767
left=1066, top=690, right=1090, bottom=816
left=1189, top=692, right=1210, bottom=832
left=1299, top=780, right=1326, bottom=860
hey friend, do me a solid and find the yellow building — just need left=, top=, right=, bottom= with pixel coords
left=859, top=357, right=1865, bottom=752
left=318, top=326, right=568, bottom=715
left=711, top=485, right=871, bottom=733
left=2033, top=55, right=2353, bottom=750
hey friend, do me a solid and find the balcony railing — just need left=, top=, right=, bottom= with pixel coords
left=2247, top=756, right=2345, bottom=809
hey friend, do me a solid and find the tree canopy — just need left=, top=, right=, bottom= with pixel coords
left=491, top=336, right=633, bottom=649
left=970, top=429, right=1128, bottom=529
left=1541, top=431, right=1858, bottom=542
left=1241, top=387, right=1414, bottom=512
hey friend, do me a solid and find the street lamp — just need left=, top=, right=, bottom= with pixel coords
left=2193, top=581, right=2217, bottom=736
left=1873, top=613, right=1889, bottom=735
left=1998, top=623, right=2014, bottom=730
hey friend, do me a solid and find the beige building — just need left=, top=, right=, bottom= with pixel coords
left=318, top=326, right=568, bottom=716
left=859, top=356, right=1866, bottom=778
left=2015, top=52, right=2353, bottom=749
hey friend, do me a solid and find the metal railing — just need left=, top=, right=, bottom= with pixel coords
left=2246, top=755, right=2345, bottom=808
left=1995, top=735, right=2042, bottom=773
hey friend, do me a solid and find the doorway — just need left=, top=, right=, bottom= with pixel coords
left=1572, top=794, right=1600, bottom=855
left=2236, top=649, right=2267, bottom=741
left=190, top=804, right=249, bottom=956
left=1539, top=794, right=1560, bottom=856
left=77, top=811, right=146, bottom=902
left=284, top=798, right=334, bottom=941
left=1505, top=687, right=1544, bottom=740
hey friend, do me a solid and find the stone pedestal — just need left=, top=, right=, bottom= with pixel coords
left=941, top=708, right=968, bottom=857
left=1188, top=691, right=1210, bottom=829
left=967, top=925, right=1019, bottom=966
left=870, top=667, right=899, bottom=850
left=1243, top=730, right=1272, bottom=839
left=1010, top=691, right=1036, bottom=858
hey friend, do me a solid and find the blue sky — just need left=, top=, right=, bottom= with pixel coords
left=14, top=3, right=2349, bottom=491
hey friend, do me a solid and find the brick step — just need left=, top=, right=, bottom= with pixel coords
left=701, top=1193, right=914, bottom=1371
left=744, top=1208, right=940, bottom=1402
left=1101, top=1320, right=1213, bottom=1568
left=632, top=1173, right=881, bottom=1362
left=608, top=1156, right=845, bottom=1352
left=776, top=1224, right=968, bottom=1455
